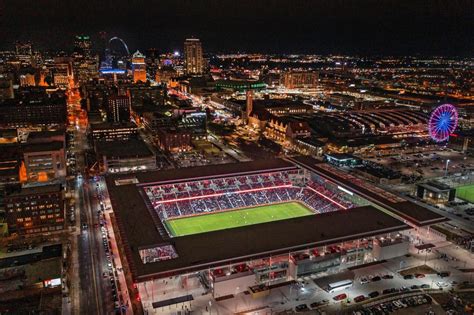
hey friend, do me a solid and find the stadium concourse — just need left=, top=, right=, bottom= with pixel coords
left=104, top=157, right=447, bottom=314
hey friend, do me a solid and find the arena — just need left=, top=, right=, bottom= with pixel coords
left=105, top=157, right=447, bottom=313
left=143, top=166, right=352, bottom=239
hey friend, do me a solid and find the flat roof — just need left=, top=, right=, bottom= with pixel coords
left=22, top=141, right=64, bottom=153
left=110, top=158, right=296, bottom=186
left=5, top=184, right=62, bottom=197
left=288, top=156, right=448, bottom=226
left=95, top=139, right=153, bottom=158
left=90, top=122, right=137, bottom=131
left=106, top=159, right=409, bottom=281
left=27, top=129, right=65, bottom=140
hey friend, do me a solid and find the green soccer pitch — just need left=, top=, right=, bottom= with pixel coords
left=165, top=201, right=313, bottom=237
left=456, top=184, right=474, bottom=203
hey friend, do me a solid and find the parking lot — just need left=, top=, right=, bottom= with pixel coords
left=367, top=149, right=474, bottom=180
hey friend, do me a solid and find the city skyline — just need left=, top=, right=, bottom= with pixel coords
left=2, top=0, right=474, bottom=55
left=1, top=2, right=474, bottom=314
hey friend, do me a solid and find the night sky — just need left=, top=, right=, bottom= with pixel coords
left=2, top=0, right=473, bottom=55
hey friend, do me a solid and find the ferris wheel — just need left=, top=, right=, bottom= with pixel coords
left=428, top=104, right=458, bottom=142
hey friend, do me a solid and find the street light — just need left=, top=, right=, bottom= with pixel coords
left=445, top=159, right=451, bottom=177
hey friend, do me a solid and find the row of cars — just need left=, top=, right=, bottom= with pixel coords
left=359, top=274, right=393, bottom=284
left=354, top=283, right=431, bottom=303
left=95, top=180, right=124, bottom=313
left=294, top=299, right=329, bottom=313
left=354, top=294, right=433, bottom=315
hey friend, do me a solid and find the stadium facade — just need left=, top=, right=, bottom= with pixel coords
left=105, top=157, right=447, bottom=310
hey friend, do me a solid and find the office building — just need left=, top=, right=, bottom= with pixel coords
left=73, top=35, right=92, bottom=57
left=184, top=38, right=203, bottom=75
left=156, top=127, right=192, bottom=152
left=127, top=84, right=165, bottom=110
left=4, top=184, right=65, bottom=235
left=90, top=122, right=138, bottom=142
left=94, top=139, right=156, bottom=173
left=281, top=71, right=318, bottom=89
left=23, top=141, right=66, bottom=182
left=15, top=41, right=33, bottom=64
left=108, top=95, right=131, bottom=123
left=0, top=92, right=67, bottom=127
left=132, top=51, right=147, bottom=83
left=52, top=57, right=73, bottom=88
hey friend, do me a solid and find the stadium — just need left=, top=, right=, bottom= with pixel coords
left=105, top=156, right=447, bottom=312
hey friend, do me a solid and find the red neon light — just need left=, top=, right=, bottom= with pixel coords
left=306, top=186, right=347, bottom=210
left=157, top=184, right=293, bottom=204
left=153, top=183, right=347, bottom=211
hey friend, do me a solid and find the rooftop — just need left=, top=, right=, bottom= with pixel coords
left=109, top=158, right=296, bottom=186
left=105, top=158, right=411, bottom=281
left=107, top=172, right=408, bottom=281
left=95, top=139, right=153, bottom=158
left=4, top=184, right=62, bottom=197
left=22, top=141, right=64, bottom=153
left=288, top=156, right=448, bottom=226
left=90, top=122, right=137, bottom=131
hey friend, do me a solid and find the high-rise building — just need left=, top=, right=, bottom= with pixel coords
left=15, top=41, right=33, bottom=64
left=108, top=95, right=131, bottom=123
left=132, top=51, right=147, bottom=83
left=74, top=35, right=92, bottom=57
left=184, top=38, right=203, bottom=75
left=15, top=41, right=32, bottom=56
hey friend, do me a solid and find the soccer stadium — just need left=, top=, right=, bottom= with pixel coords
left=105, top=157, right=447, bottom=313
left=143, top=167, right=352, bottom=239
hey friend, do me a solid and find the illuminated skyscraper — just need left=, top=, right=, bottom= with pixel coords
left=184, top=38, right=203, bottom=75
left=74, top=35, right=92, bottom=56
left=132, top=50, right=147, bottom=83
left=15, top=41, right=33, bottom=64
left=108, top=95, right=131, bottom=123
left=15, top=41, right=32, bottom=56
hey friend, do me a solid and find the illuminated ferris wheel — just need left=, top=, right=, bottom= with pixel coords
left=428, top=104, right=458, bottom=142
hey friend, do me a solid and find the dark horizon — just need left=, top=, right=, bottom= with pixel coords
left=2, top=0, right=474, bottom=56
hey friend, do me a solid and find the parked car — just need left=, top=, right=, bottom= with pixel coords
left=354, top=295, right=366, bottom=303
left=382, top=288, right=397, bottom=294
left=371, top=276, right=381, bottom=282
left=368, top=291, right=380, bottom=298
left=333, top=293, right=347, bottom=301
left=360, top=277, right=369, bottom=284
left=438, top=271, right=450, bottom=277
left=295, top=304, right=309, bottom=312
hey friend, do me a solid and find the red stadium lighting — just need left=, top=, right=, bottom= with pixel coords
left=157, top=184, right=294, bottom=205
left=306, top=186, right=348, bottom=210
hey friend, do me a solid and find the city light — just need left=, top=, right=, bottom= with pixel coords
left=2, top=4, right=473, bottom=314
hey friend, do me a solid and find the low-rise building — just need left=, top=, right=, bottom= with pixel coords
left=23, top=141, right=66, bottom=182
left=95, top=139, right=156, bottom=173
left=156, top=127, right=192, bottom=152
left=90, top=122, right=138, bottom=142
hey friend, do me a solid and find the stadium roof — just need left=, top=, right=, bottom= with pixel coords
left=288, top=156, right=448, bottom=226
left=106, top=159, right=411, bottom=282
left=112, top=158, right=296, bottom=186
